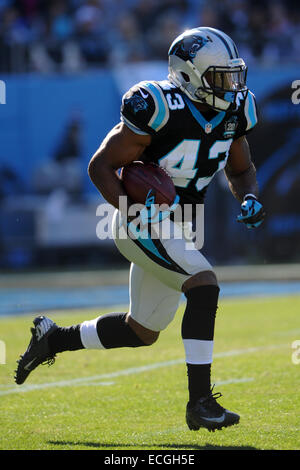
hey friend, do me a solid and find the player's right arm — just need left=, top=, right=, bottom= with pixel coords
left=88, top=122, right=151, bottom=210
left=89, top=81, right=167, bottom=210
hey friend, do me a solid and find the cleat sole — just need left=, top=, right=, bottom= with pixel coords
left=187, top=413, right=240, bottom=432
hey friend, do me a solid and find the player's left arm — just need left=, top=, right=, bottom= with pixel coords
left=225, top=136, right=265, bottom=228
left=225, top=135, right=258, bottom=203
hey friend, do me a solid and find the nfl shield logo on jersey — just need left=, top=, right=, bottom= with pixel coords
left=205, top=123, right=212, bottom=134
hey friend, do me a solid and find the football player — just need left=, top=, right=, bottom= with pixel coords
left=15, top=27, right=265, bottom=432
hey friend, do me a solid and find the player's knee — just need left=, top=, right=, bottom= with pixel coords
left=182, top=270, right=218, bottom=293
left=141, top=332, right=160, bottom=346
left=126, top=315, right=160, bottom=346
left=133, top=329, right=160, bottom=346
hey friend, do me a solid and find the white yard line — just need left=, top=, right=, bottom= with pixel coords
left=0, top=343, right=286, bottom=396
left=273, top=328, right=300, bottom=336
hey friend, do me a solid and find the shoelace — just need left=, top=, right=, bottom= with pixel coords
left=200, top=385, right=225, bottom=413
left=41, top=355, right=56, bottom=367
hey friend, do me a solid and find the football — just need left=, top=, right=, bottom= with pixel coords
left=121, top=161, right=176, bottom=205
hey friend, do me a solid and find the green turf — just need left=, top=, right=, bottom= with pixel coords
left=0, top=295, right=299, bottom=450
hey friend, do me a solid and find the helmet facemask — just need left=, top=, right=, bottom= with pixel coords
left=196, top=60, right=248, bottom=111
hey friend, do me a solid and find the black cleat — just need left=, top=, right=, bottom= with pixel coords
left=14, top=316, right=58, bottom=385
left=186, top=386, right=240, bottom=432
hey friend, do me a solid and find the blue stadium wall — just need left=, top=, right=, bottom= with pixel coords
left=0, top=69, right=121, bottom=193
left=0, top=64, right=299, bottom=266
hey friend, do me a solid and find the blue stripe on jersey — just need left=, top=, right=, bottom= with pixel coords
left=245, top=92, right=257, bottom=130
left=183, top=96, right=226, bottom=131
left=142, top=82, right=166, bottom=131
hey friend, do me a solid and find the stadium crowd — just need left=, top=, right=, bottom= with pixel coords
left=0, top=0, right=299, bottom=73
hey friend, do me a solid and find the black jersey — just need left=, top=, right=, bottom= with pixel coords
left=121, top=79, right=258, bottom=206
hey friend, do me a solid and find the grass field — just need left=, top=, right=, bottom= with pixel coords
left=0, top=295, right=299, bottom=450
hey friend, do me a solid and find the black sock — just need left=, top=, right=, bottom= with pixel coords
left=182, top=284, right=220, bottom=404
left=48, top=325, right=83, bottom=355
left=182, top=285, right=219, bottom=340
left=96, top=313, right=145, bottom=349
left=186, top=363, right=212, bottom=405
left=48, top=313, right=146, bottom=355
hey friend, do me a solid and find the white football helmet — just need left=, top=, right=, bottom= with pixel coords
left=168, top=27, right=248, bottom=111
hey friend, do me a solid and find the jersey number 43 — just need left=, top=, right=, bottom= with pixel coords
left=159, top=138, right=233, bottom=191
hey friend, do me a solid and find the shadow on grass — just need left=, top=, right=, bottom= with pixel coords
left=48, top=440, right=259, bottom=450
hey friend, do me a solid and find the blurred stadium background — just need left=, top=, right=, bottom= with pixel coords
left=0, top=0, right=300, bottom=313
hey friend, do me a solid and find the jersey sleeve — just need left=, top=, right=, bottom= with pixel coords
left=120, top=81, right=170, bottom=136
left=234, top=90, right=258, bottom=140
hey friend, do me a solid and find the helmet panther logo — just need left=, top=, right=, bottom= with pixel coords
left=171, top=35, right=212, bottom=62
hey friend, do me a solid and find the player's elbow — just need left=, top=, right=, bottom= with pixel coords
left=88, top=155, right=98, bottom=182
left=88, top=152, right=107, bottom=185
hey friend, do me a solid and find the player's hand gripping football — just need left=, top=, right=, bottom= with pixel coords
left=139, top=189, right=180, bottom=226
left=236, top=194, right=265, bottom=229
left=127, top=188, right=179, bottom=227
